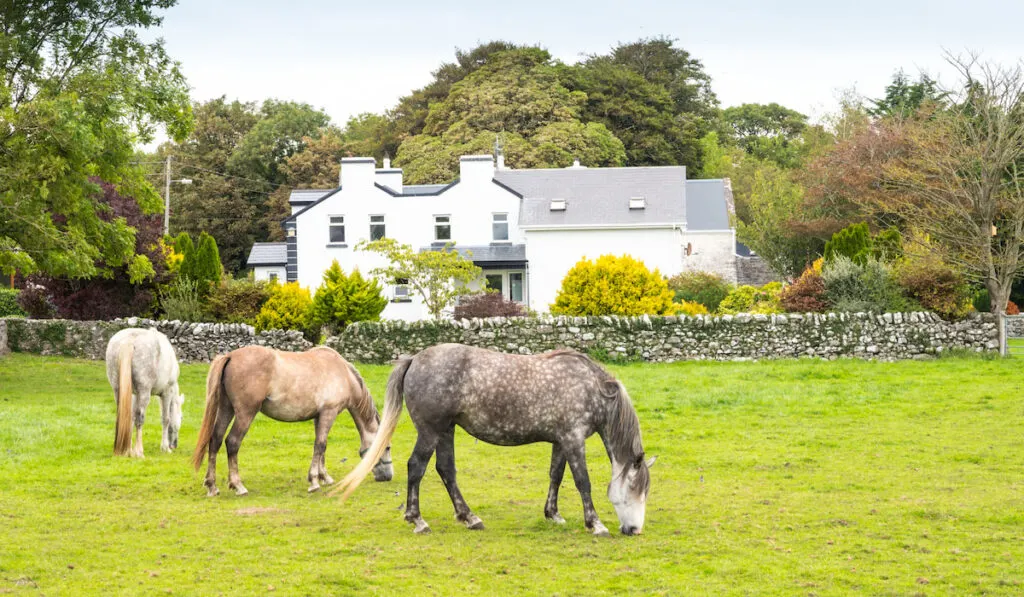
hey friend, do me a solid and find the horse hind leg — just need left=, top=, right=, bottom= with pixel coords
left=131, top=389, right=152, bottom=458
left=204, top=399, right=234, bottom=497
left=545, top=443, right=568, bottom=524
left=435, top=428, right=483, bottom=530
left=225, top=407, right=257, bottom=496
left=405, top=432, right=439, bottom=534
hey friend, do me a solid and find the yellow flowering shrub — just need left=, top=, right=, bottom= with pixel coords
left=551, top=254, right=678, bottom=316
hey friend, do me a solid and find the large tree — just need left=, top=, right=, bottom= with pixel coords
left=878, top=56, right=1024, bottom=314
left=0, top=0, right=192, bottom=279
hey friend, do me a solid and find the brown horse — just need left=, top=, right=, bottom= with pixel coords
left=191, top=345, right=393, bottom=496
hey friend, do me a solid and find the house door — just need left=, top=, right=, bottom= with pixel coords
left=485, top=271, right=525, bottom=303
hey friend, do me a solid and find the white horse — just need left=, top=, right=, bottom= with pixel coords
left=105, top=328, right=184, bottom=457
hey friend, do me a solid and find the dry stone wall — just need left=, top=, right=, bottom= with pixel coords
left=326, top=312, right=999, bottom=364
left=0, top=317, right=311, bottom=362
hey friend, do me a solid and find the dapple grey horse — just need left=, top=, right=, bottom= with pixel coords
left=333, top=343, right=655, bottom=536
left=105, top=328, right=184, bottom=457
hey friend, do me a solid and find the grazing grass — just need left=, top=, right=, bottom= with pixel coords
left=1, top=353, right=1023, bottom=595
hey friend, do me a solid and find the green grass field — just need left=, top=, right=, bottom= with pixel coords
left=1, top=353, right=1022, bottom=596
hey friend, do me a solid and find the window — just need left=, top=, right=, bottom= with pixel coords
left=629, top=197, right=646, bottom=210
left=549, top=199, right=566, bottom=211
left=329, top=215, right=345, bottom=244
left=509, top=272, right=523, bottom=302
left=434, top=215, right=451, bottom=241
left=492, top=213, right=509, bottom=241
left=269, top=272, right=279, bottom=281
left=393, top=278, right=411, bottom=302
left=370, top=215, right=385, bottom=241
left=485, top=274, right=503, bottom=295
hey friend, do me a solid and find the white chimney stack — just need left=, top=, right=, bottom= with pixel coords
left=340, top=157, right=376, bottom=188
left=459, top=154, right=495, bottom=182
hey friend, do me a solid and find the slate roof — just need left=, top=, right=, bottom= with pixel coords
left=247, top=242, right=287, bottom=266
left=398, top=184, right=450, bottom=196
left=289, top=189, right=334, bottom=204
left=685, top=179, right=732, bottom=230
left=494, top=166, right=687, bottom=228
left=420, top=244, right=527, bottom=266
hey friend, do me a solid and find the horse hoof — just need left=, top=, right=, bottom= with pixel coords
left=205, top=487, right=219, bottom=498
left=320, top=474, right=335, bottom=486
left=591, top=522, right=611, bottom=537
left=547, top=514, right=566, bottom=525
left=232, top=485, right=248, bottom=496
left=412, top=519, right=431, bottom=534
left=308, top=484, right=320, bottom=494
left=463, top=515, right=485, bottom=530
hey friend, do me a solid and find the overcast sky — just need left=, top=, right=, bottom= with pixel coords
left=149, top=0, right=1023, bottom=134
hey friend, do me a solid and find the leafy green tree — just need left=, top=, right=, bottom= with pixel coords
left=309, top=260, right=387, bottom=332
left=263, top=131, right=345, bottom=239
left=178, top=232, right=221, bottom=293
left=824, top=223, right=873, bottom=265
left=173, top=232, right=195, bottom=259
left=868, top=71, right=946, bottom=118
left=357, top=238, right=482, bottom=319
left=227, top=100, right=332, bottom=185
left=551, top=254, right=677, bottom=316
left=0, top=0, right=192, bottom=279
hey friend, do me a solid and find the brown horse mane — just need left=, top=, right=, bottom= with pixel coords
left=543, top=349, right=643, bottom=469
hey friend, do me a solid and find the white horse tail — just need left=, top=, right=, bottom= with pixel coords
left=192, top=354, right=230, bottom=471
left=332, top=357, right=411, bottom=501
left=114, top=342, right=135, bottom=455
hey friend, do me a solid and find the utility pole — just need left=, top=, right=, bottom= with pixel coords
left=164, top=155, right=171, bottom=236
left=162, top=155, right=191, bottom=236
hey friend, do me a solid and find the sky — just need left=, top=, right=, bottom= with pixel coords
left=147, top=0, right=1024, bottom=138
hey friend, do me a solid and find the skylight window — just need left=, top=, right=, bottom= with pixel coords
left=549, top=199, right=566, bottom=211
left=629, top=197, right=646, bottom=210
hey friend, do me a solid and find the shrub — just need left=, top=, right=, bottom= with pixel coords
left=871, top=227, right=903, bottom=262
left=894, top=257, right=971, bottom=320
left=159, top=278, right=209, bottom=322
left=255, top=282, right=318, bottom=342
left=0, top=288, right=26, bottom=317
left=824, top=222, right=872, bottom=265
left=16, top=284, right=56, bottom=319
left=666, top=271, right=733, bottom=313
left=822, top=256, right=914, bottom=313
left=675, top=300, right=709, bottom=317
left=309, top=261, right=388, bottom=333
left=779, top=268, right=827, bottom=313
left=454, top=291, right=528, bottom=319
left=551, top=254, right=677, bottom=316
left=178, top=232, right=223, bottom=293
left=207, top=276, right=272, bottom=325
left=972, top=288, right=990, bottom=313
left=1008, top=300, right=1020, bottom=315
left=718, top=283, right=783, bottom=314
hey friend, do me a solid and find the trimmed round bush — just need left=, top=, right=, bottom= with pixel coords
left=255, top=282, right=318, bottom=342
left=718, top=283, right=783, bottom=315
left=779, top=268, right=827, bottom=313
left=309, top=261, right=388, bottom=333
left=0, top=288, right=26, bottom=317
left=675, top=300, right=709, bottom=317
left=551, top=254, right=677, bottom=316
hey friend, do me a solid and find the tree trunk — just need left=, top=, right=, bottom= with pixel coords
left=986, top=278, right=1012, bottom=315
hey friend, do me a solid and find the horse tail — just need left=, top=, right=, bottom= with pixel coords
left=192, top=354, right=230, bottom=471
left=113, top=342, right=135, bottom=456
left=331, top=357, right=412, bottom=501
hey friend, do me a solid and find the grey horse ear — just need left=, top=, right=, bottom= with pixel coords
left=646, top=456, right=657, bottom=468
left=602, top=379, right=619, bottom=398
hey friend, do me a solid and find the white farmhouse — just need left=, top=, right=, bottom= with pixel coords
left=248, top=153, right=772, bottom=320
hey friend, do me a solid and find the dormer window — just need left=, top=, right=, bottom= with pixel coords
left=434, top=215, right=451, bottom=241
left=629, top=197, right=646, bottom=210
left=549, top=199, right=566, bottom=211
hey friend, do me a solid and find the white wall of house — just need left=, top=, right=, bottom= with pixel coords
left=293, top=156, right=523, bottom=321
left=523, top=227, right=684, bottom=313
left=681, top=230, right=738, bottom=283
left=253, top=266, right=286, bottom=282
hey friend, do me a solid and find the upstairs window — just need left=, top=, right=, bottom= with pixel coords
left=629, top=197, right=646, bottom=209
left=549, top=199, right=566, bottom=211
left=492, top=213, right=509, bottom=241
left=329, top=215, right=345, bottom=244
left=370, top=215, right=385, bottom=241
left=434, top=215, right=451, bottom=241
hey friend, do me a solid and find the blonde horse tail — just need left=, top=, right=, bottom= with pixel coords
left=192, top=354, right=230, bottom=471
left=113, top=342, right=135, bottom=455
left=331, top=357, right=412, bottom=501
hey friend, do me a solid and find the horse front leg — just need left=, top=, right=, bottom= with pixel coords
left=545, top=443, right=567, bottom=524
left=308, top=410, right=339, bottom=493
left=564, top=442, right=610, bottom=537
left=159, top=393, right=172, bottom=453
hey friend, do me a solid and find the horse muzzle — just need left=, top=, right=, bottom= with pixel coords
left=620, top=525, right=642, bottom=536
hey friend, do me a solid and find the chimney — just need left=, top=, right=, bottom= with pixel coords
left=568, top=158, right=586, bottom=169
left=340, top=157, right=376, bottom=188
left=494, top=135, right=506, bottom=170
left=375, top=154, right=403, bottom=194
left=459, top=154, right=495, bottom=183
